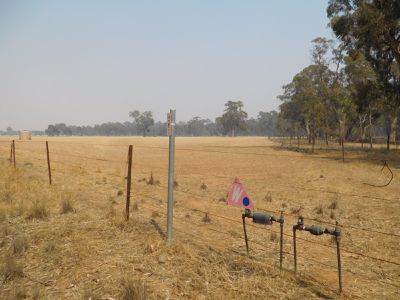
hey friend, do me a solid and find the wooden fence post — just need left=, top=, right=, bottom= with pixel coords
left=46, top=141, right=52, bottom=185
left=12, top=140, right=16, bottom=168
left=10, top=142, right=12, bottom=166
left=125, top=145, right=133, bottom=221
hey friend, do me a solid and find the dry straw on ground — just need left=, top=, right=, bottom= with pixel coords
left=0, top=136, right=399, bottom=299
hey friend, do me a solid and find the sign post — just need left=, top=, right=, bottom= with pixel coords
left=167, top=109, right=176, bottom=243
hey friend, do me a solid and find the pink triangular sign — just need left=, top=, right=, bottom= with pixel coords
left=226, top=178, right=255, bottom=211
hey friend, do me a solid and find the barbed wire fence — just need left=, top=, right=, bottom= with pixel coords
left=0, top=138, right=399, bottom=299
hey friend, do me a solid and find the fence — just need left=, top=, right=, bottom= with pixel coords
left=0, top=138, right=399, bottom=299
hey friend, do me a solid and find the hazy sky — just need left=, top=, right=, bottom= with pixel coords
left=0, top=0, right=333, bottom=130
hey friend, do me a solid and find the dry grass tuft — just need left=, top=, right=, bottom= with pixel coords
left=132, top=203, right=139, bottom=211
left=200, top=183, right=207, bottom=190
left=151, top=211, right=160, bottom=218
left=315, top=205, right=324, bottom=215
left=202, top=212, right=211, bottom=223
left=13, top=288, right=27, bottom=300
left=147, top=172, right=155, bottom=185
left=290, top=207, right=302, bottom=216
left=328, top=198, right=339, bottom=210
left=120, top=277, right=148, bottom=300
left=13, top=235, right=28, bottom=255
left=107, top=205, right=117, bottom=220
left=117, top=189, right=124, bottom=196
left=1, top=255, right=24, bottom=282
left=45, top=241, right=56, bottom=253
left=270, top=232, right=278, bottom=242
left=173, top=179, right=179, bottom=189
left=82, top=289, right=102, bottom=300
left=330, top=210, right=336, bottom=220
left=264, top=192, right=273, bottom=202
left=61, top=199, right=75, bottom=214
left=31, top=287, right=42, bottom=300
left=26, top=201, right=48, bottom=220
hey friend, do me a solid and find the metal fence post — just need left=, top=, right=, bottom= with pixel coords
left=293, top=226, right=297, bottom=273
left=167, top=109, right=176, bottom=243
left=279, top=210, right=284, bottom=271
left=126, top=145, right=133, bottom=221
left=46, top=141, right=52, bottom=185
left=336, top=221, right=343, bottom=294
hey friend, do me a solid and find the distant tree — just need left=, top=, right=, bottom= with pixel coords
left=216, top=101, right=248, bottom=136
left=257, top=111, right=278, bottom=136
left=129, top=110, right=155, bottom=136
left=327, top=0, right=400, bottom=149
left=6, top=126, right=13, bottom=135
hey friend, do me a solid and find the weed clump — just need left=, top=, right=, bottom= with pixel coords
left=200, top=183, right=207, bottom=190
left=117, top=189, right=124, bottom=196
left=173, top=180, right=179, bottom=189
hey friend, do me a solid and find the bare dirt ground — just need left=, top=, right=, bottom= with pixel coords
left=0, top=136, right=399, bottom=299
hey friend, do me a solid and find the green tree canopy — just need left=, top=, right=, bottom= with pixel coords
left=216, top=101, right=248, bottom=136
left=129, top=110, right=155, bottom=136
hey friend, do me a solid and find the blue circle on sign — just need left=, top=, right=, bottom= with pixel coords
left=243, top=197, right=250, bottom=206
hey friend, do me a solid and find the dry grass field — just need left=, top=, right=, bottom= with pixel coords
left=0, top=136, right=399, bottom=299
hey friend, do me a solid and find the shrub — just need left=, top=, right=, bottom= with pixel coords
left=200, top=183, right=207, bottom=190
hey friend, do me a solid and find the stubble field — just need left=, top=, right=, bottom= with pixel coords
left=0, top=136, right=399, bottom=299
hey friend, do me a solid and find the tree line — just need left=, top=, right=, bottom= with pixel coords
left=278, top=0, right=399, bottom=150
left=41, top=104, right=279, bottom=137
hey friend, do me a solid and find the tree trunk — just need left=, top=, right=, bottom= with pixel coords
left=387, top=133, right=390, bottom=151
left=311, top=127, right=315, bottom=153
left=359, top=119, right=363, bottom=149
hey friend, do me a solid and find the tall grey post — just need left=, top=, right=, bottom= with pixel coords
left=167, top=109, right=176, bottom=243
